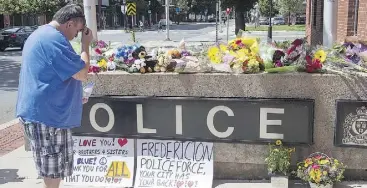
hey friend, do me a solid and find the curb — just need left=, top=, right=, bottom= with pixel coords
left=0, top=118, right=19, bottom=131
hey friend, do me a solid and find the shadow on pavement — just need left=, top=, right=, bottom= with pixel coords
left=0, top=169, right=25, bottom=184
left=0, top=58, right=21, bottom=92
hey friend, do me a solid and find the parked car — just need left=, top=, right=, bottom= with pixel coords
left=259, top=18, right=269, bottom=25
left=0, top=26, right=37, bottom=51
left=272, top=17, right=285, bottom=25
left=296, top=16, right=306, bottom=25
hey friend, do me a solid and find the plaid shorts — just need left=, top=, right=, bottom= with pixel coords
left=21, top=118, right=74, bottom=179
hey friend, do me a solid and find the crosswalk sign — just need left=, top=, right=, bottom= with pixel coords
left=127, top=3, right=136, bottom=16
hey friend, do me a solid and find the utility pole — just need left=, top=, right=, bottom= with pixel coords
left=215, top=0, right=219, bottom=43
left=267, top=0, right=273, bottom=43
left=219, top=0, right=222, bottom=33
left=83, top=0, right=98, bottom=40
left=165, top=0, right=171, bottom=41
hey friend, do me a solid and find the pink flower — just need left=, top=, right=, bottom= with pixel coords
left=312, top=164, right=320, bottom=169
left=95, top=48, right=102, bottom=55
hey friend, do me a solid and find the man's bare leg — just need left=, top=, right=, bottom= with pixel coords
left=44, top=177, right=61, bottom=188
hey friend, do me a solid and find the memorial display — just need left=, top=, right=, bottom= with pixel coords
left=71, top=32, right=367, bottom=76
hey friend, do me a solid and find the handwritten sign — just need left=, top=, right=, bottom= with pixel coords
left=135, top=139, right=214, bottom=188
left=64, top=136, right=134, bottom=187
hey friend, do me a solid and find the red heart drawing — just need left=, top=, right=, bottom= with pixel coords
left=118, top=138, right=128, bottom=147
left=176, top=181, right=184, bottom=188
left=83, top=140, right=88, bottom=146
left=188, top=181, right=194, bottom=187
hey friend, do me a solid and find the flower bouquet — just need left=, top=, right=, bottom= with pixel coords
left=296, top=152, right=346, bottom=188
left=324, top=42, right=367, bottom=73
left=265, top=140, right=295, bottom=188
left=113, top=44, right=151, bottom=73
left=265, top=140, right=295, bottom=176
left=264, top=38, right=309, bottom=73
left=207, top=37, right=265, bottom=73
left=304, top=48, right=327, bottom=73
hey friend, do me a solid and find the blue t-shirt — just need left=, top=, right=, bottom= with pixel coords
left=16, top=25, right=85, bottom=129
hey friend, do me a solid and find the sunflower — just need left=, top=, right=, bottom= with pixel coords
left=275, top=140, right=282, bottom=146
left=207, top=46, right=222, bottom=64
left=313, top=49, right=327, bottom=63
left=98, top=59, right=107, bottom=69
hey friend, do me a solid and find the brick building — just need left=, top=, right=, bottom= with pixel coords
left=306, top=0, right=366, bottom=46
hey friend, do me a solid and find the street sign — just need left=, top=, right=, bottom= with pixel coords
left=74, top=96, right=314, bottom=144
left=175, top=7, right=180, bottom=13
left=127, top=3, right=136, bottom=16
left=121, top=5, right=126, bottom=14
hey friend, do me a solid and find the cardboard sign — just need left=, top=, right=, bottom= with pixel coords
left=64, top=136, right=135, bottom=187
left=134, top=139, right=214, bottom=188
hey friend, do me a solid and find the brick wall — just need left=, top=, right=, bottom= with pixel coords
left=357, top=0, right=367, bottom=41
left=306, top=0, right=323, bottom=46
left=308, top=0, right=367, bottom=44
left=336, top=0, right=349, bottom=43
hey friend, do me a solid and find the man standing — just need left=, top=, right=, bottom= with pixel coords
left=16, top=4, right=93, bottom=188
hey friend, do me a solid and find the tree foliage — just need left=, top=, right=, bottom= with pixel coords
left=0, top=0, right=68, bottom=15
left=25, top=0, right=68, bottom=14
left=277, top=0, right=304, bottom=15
left=0, top=0, right=29, bottom=14
left=258, top=0, right=279, bottom=17
left=222, top=0, right=257, bottom=34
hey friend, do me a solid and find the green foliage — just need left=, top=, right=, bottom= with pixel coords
left=258, top=0, right=279, bottom=17
left=277, top=0, right=304, bottom=15
left=222, top=0, right=257, bottom=12
left=0, top=0, right=28, bottom=14
left=264, top=140, right=295, bottom=175
left=0, top=0, right=68, bottom=15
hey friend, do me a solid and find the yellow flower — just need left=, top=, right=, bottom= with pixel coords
left=275, top=140, right=282, bottom=146
left=240, top=37, right=257, bottom=47
left=323, top=171, right=328, bottom=176
left=208, top=46, right=222, bottom=64
left=313, top=50, right=327, bottom=63
left=319, top=159, right=329, bottom=165
left=219, top=44, right=227, bottom=52
left=98, top=59, right=107, bottom=69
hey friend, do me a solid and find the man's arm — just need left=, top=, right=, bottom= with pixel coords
left=72, top=43, right=90, bottom=81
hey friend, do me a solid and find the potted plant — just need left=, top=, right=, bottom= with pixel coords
left=265, top=140, right=295, bottom=188
left=296, top=152, right=346, bottom=188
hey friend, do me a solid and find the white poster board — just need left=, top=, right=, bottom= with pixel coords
left=64, top=136, right=134, bottom=187
left=135, top=139, right=214, bottom=188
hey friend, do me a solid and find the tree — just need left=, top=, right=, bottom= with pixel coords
left=25, top=0, right=68, bottom=15
left=0, top=0, right=28, bottom=14
left=258, top=0, right=279, bottom=17
left=278, top=0, right=304, bottom=25
left=222, top=0, right=257, bottom=34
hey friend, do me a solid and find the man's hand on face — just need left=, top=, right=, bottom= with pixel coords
left=81, top=27, right=93, bottom=46
left=82, top=97, right=89, bottom=104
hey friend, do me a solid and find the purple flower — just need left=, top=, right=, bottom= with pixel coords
left=275, top=60, right=283, bottom=67
left=181, top=51, right=191, bottom=57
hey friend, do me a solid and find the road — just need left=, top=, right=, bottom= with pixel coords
left=0, top=22, right=305, bottom=125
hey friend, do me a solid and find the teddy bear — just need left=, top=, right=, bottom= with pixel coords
left=154, top=52, right=172, bottom=72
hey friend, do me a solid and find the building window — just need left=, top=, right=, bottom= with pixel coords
left=313, top=0, right=317, bottom=27
left=347, top=0, right=359, bottom=36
